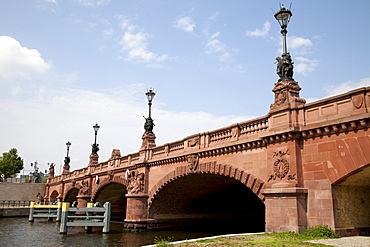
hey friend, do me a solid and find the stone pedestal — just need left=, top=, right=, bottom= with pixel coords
left=88, top=154, right=99, bottom=167
left=270, top=80, right=305, bottom=112
left=140, top=133, right=156, bottom=151
left=262, top=183, right=308, bottom=233
left=124, top=193, right=149, bottom=230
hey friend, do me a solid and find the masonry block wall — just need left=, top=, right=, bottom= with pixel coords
left=0, top=183, right=46, bottom=201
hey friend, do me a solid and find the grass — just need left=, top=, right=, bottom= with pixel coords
left=155, top=225, right=340, bottom=247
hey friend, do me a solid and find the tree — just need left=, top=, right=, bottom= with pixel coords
left=0, top=148, right=24, bottom=179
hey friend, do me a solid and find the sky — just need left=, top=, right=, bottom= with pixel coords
left=1, top=0, right=369, bottom=176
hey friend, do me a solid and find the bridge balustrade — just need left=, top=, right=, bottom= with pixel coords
left=239, top=117, right=269, bottom=136
left=209, top=127, right=233, bottom=143
left=169, top=140, right=184, bottom=152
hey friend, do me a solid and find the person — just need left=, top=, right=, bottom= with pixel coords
left=36, top=193, right=44, bottom=205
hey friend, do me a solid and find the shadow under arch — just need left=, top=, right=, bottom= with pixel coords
left=63, top=187, right=79, bottom=203
left=148, top=164, right=266, bottom=233
left=332, top=163, right=370, bottom=236
left=49, top=190, right=59, bottom=203
left=91, top=177, right=129, bottom=220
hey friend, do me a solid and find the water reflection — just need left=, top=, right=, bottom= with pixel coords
left=0, top=217, right=214, bottom=247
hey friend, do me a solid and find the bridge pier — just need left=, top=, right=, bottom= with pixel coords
left=124, top=193, right=149, bottom=231
left=76, top=195, right=91, bottom=208
left=262, top=182, right=308, bottom=233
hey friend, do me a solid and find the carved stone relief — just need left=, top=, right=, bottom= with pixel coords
left=268, top=150, right=296, bottom=182
left=127, top=171, right=145, bottom=194
left=187, top=154, right=199, bottom=172
left=107, top=170, right=114, bottom=181
left=78, top=180, right=89, bottom=195
left=188, top=137, right=199, bottom=147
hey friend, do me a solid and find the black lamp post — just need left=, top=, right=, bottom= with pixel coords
left=91, top=123, right=100, bottom=155
left=66, top=141, right=71, bottom=158
left=64, top=141, right=71, bottom=169
left=274, top=4, right=294, bottom=81
left=274, top=4, right=292, bottom=55
left=144, top=89, right=156, bottom=134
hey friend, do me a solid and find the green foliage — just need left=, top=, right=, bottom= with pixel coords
left=154, top=236, right=174, bottom=247
left=303, top=225, right=339, bottom=239
left=0, top=148, right=24, bottom=179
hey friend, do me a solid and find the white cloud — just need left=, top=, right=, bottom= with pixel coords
left=44, top=0, right=58, bottom=4
left=246, top=21, right=271, bottom=37
left=295, top=57, right=318, bottom=76
left=0, top=84, right=253, bottom=174
left=0, top=36, right=51, bottom=79
left=205, top=32, right=230, bottom=62
left=324, top=78, right=370, bottom=97
left=288, top=36, right=313, bottom=55
left=75, top=0, right=111, bottom=7
left=173, top=16, right=195, bottom=32
left=118, top=17, right=169, bottom=65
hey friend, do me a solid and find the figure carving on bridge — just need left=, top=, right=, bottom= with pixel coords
left=187, top=154, right=199, bottom=172
left=127, top=172, right=145, bottom=194
left=78, top=180, right=89, bottom=195
left=143, top=116, right=155, bottom=134
left=276, top=53, right=294, bottom=81
left=91, top=143, right=99, bottom=155
left=48, top=163, right=55, bottom=178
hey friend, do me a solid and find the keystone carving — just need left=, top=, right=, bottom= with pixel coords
left=78, top=180, right=89, bottom=195
left=107, top=170, right=114, bottom=181
left=127, top=172, right=145, bottom=194
left=187, top=154, right=199, bottom=172
left=268, top=150, right=296, bottom=182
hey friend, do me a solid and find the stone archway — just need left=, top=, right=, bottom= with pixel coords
left=63, top=187, right=79, bottom=203
left=148, top=164, right=266, bottom=233
left=91, top=179, right=128, bottom=220
left=332, top=164, right=370, bottom=236
left=49, top=190, right=59, bottom=203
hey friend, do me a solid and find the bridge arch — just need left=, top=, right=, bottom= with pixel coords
left=149, top=163, right=265, bottom=205
left=63, top=186, right=79, bottom=203
left=91, top=177, right=129, bottom=220
left=148, top=164, right=266, bottom=233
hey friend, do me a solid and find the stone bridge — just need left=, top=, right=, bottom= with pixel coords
left=46, top=83, right=370, bottom=236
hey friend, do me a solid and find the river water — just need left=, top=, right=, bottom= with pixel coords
left=0, top=217, right=215, bottom=247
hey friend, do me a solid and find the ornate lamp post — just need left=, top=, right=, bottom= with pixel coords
left=63, top=141, right=71, bottom=175
left=274, top=4, right=294, bottom=82
left=66, top=141, right=71, bottom=159
left=91, top=123, right=100, bottom=155
left=274, top=4, right=292, bottom=55
left=270, top=3, right=305, bottom=111
left=144, top=89, right=156, bottom=134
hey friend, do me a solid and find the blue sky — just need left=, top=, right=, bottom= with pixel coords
left=1, top=0, right=369, bottom=175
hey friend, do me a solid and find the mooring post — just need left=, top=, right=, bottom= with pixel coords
left=56, top=202, right=62, bottom=222
left=85, top=202, right=94, bottom=233
left=102, top=202, right=111, bottom=233
left=59, top=202, right=70, bottom=234
left=28, top=201, right=35, bottom=222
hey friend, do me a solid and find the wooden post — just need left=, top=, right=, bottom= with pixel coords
left=28, top=201, right=35, bottom=222
left=59, top=202, right=70, bottom=234
left=102, top=202, right=111, bottom=233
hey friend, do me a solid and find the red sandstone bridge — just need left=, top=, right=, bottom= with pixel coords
left=45, top=82, right=370, bottom=236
